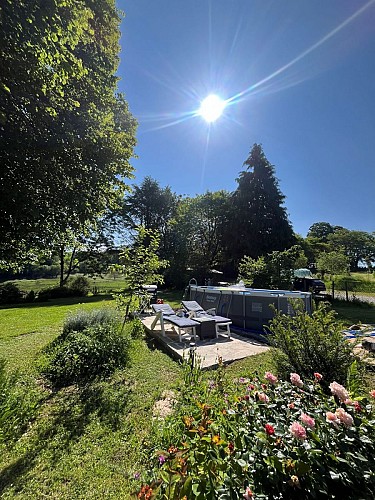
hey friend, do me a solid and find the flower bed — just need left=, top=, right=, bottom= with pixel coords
left=138, top=366, right=375, bottom=499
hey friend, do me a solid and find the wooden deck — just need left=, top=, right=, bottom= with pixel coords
left=141, top=315, right=269, bottom=369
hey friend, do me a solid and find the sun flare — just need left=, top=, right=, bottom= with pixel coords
left=199, top=94, right=226, bottom=122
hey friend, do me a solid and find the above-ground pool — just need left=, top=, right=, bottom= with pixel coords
left=188, top=285, right=312, bottom=333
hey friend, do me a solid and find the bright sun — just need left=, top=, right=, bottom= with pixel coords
left=199, top=94, right=226, bottom=122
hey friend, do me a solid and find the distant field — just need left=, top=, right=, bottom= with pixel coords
left=1, top=276, right=128, bottom=293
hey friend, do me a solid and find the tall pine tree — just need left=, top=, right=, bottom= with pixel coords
left=227, top=144, right=295, bottom=272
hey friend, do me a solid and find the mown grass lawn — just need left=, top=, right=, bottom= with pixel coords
left=1, top=286, right=374, bottom=498
left=0, top=296, right=115, bottom=372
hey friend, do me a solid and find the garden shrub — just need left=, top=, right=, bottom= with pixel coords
left=36, top=277, right=90, bottom=302
left=62, top=307, right=118, bottom=339
left=268, top=302, right=356, bottom=388
left=41, top=308, right=129, bottom=387
left=68, top=275, right=90, bottom=297
left=0, top=282, right=23, bottom=304
left=140, top=363, right=375, bottom=499
left=37, top=285, right=73, bottom=301
left=0, top=358, right=41, bottom=444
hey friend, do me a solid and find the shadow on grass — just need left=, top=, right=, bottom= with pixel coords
left=331, top=298, right=375, bottom=325
left=0, top=375, right=131, bottom=494
left=0, top=294, right=114, bottom=311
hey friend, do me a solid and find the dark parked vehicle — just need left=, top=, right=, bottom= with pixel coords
left=293, top=277, right=326, bottom=293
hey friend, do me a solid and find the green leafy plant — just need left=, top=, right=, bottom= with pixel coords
left=0, top=282, right=23, bottom=304
left=40, top=309, right=129, bottom=387
left=62, top=307, right=118, bottom=339
left=67, top=275, right=90, bottom=297
left=268, top=301, right=357, bottom=387
left=114, top=226, right=168, bottom=321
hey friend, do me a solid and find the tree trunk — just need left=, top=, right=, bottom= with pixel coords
left=59, top=245, right=65, bottom=287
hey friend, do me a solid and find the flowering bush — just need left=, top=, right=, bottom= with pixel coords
left=139, top=366, right=375, bottom=499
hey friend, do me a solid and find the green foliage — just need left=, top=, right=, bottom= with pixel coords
left=317, top=251, right=350, bottom=278
left=0, top=0, right=137, bottom=266
left=268, top=302, right=356, bottom=386
left=128, top=318, right=145, bottom=339
left=62, top=307, right=119, bottom=339
left=115, top=226, right=168, bottom=319
left=0, top=358, right=41, bottom=444
left=37, top=276, right=90, bottom=301
left=37, top=285, right=74, bottom=301
left=307, top=222, right=335, bottom=241
left=172, top=191, right=231, bottom=283
left=41, top=309, right=129, bottom=387
left=332, top=275, right=375, bottom=293
left=68, top=275, right=90, bottom=297
left=123, top=176, right=178, bottom=233
left=328, top=229, right=375, bottom=271
left=227, top=144, right=295, bottom=272
left=0, top=282, right=23, bottom=304
left=143, top=366, right=375, bottom=499
left=239, top=245, right=307, bottom=289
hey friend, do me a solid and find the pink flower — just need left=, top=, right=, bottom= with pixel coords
left=326, top=411, right=340, bottom=427
left=265, top=423, right=275, bottom=435
left=370, top=390, right=375, bottom=398
left=288, top=402, right=295, bottom=409
left=351, top=401, right=362, bottom=413
left=314, top=372, right=323, bottom=381
left=289, top=421, right=307, bottom=440
left=243, top=486, right=254, bottom=499
left=258, top=392, right=269, bottom=403
left=247, top=384, right=255, bottom=391
left=290, top=373, right=303, bottom=388
left=265, top=371, right=278, bottom=385
left=300, top=413, right=315, bottom=429
left=329, top=381, right=349, bottom=402
left=335, top=408, right=354, bottom=427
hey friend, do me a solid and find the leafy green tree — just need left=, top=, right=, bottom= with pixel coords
left=316, top=251, right=350, bottom=278
left=328, top=229, right=375, bottom=271
left=0, top=0, right=137, bottom=267
left=307, top=222, right=335, bottom=242
left=178, top=192, right=230, bottom=280
left=114, top=227, right=168, bottom=321
left=238, top=245, right=307, bottom=289
left=227, top=144, right=295, bottom=274
left=123, top=177, right=178, bottom=234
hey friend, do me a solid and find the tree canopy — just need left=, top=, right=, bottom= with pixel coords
left=0, top=0, right=137, bottom=267
left=227, top=144, right=295, bottom=270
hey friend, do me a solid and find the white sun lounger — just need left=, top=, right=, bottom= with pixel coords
left=181, top=300, right=231, bottom=338
left=151, top=303, right=199, bottom=342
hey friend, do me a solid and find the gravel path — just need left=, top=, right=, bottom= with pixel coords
left=333, top=291, right=375, bottom=305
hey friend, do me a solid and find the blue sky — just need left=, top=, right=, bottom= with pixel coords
left=117, top=0, right=375, bottom=237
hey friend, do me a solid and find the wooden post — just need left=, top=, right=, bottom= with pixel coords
left=345, top=281, right=349, bottom=302
left=332, top=281, right=335, bottom=300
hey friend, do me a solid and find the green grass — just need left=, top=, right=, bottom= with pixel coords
left=0, top=296, right=114, bottom=372
left=1, top=276, right=129, bottom=294
left=0, top=339, right=182, bottom=499
left=0, top=281, right=373, bottom=498
left=331, top=299, right=375, bottom=326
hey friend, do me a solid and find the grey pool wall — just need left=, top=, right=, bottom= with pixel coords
left=189, top=285, right=312, bottom=332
